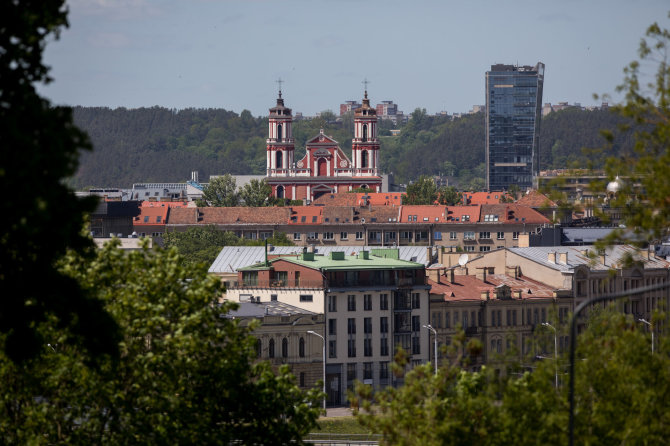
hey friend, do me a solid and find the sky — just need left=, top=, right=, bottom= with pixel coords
left=39, top=0, right=669, bottom=117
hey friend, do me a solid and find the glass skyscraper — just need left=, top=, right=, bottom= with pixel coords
left=485, top=63, right=544, bottom=191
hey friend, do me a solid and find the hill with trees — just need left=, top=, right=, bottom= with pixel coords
left=71, top=105, right=634, bottom=190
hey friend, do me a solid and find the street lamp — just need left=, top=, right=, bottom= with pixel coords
left=541, top=322, right=558, bottom=389
left=638, top=318, right=654, bottom=354
left=422, top=324, right=438, bottom=374
left=307, top=330, right=326, bottom=410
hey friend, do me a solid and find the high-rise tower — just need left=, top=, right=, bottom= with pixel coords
left=351, top=89, right=379, bottom=177
left=267, top=86, right=294, bottom=178
left=485, top=62, right=544, bottom=191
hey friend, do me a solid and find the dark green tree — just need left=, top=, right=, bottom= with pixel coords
left=437, top=185, right=462, bottom=205
left=240, top=178, right=274, bottom=207
left=200, top=174, right=240, bottom=207
left=402, top=176, right=438, bottom=205
left=0, top=0, right=118, bottom=362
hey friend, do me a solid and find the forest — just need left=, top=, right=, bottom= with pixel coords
left=71, top=105, right=634, bottom=190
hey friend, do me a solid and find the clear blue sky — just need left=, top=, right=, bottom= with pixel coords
left=39, top=0, right=669, bottom=117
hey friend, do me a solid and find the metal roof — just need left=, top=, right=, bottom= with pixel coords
left=225, top=301, right=315, bottom=318
left=561, top=228, right=616, bottom=244
left=209, top=245, right=433, bottom=273
left=508, top=245, right=670, bottom=272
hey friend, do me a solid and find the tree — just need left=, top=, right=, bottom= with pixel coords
left=597, top=13, right=670, bottom=244
left=437, top=186, right=462, bottom=205
left=0, top=241, right=321, bottom=444
left=240, top=178, right=274, bottom=207
left=402, top=176, right=438, bottom=205
left=0, top=0, right=118, bottom=362
left=200, top=174, right=240, bottom=207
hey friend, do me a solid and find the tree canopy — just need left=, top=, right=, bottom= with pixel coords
left=0, top=0, right=118, bottom=362
left=199, top=173, right=240, bottom=207
left=0, top=241, right=321, bottom=444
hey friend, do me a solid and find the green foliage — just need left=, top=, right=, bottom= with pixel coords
left=201, top=173, right=240, bottom=207
left=349, top=186, right=375, bottom=194
left=163, top=226, right=293, bottom=268
left=402, top=176, right=438, bottom=205
left=0, top=242, right=321, bottom=444
left=596, top=13, right=670, bottom=244
left=353, top=309, right=670, bottom=445
left=0, top=0, right=118, bottom=362
left=437, top=185, right=462, bottom=205
left=240, top=178, right=275, bottom=206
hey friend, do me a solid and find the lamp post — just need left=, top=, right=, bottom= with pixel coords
left=541, top=322, right=558, bottom=389
left=638, top=318, right=654, bottom=354
left=307, top=330, right=326, bottom=410
left=422, top=324, right=438, bottom=374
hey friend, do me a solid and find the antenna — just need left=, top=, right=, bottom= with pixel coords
left=458, top=254, right=469, bottom=267
left=276, top=78, right=283, bottom=98
left=362, top=78, right=370, bottom=96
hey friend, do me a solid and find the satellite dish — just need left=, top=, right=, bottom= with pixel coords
left=458, top=254, right=469, bottom=266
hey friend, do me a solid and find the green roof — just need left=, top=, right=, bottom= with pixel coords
left=239, top=250, right=423, bottom=272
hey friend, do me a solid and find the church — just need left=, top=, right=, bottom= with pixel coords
left=266, top=88, right=383, bottom=202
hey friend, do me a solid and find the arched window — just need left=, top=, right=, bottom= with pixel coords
left=361, top=150, right=368, bottom=168
left=276, top=185, right=284, bottom=199
left=277, top=123, right=283, bottom=140
left=256, top=338, right=262, bottom=358
left=299, top=337, right=305, bottom=358
left=282, top=338, right=288, bottom=358
left=269, top=339, right=275, bottom=358
left=276, top=150, right=283, bottom=169
left=362, top=124, right=368, bottom=142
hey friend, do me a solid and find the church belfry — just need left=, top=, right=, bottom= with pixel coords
left=267, top=80, right=294, bottom=176
left=352, top=84, right=379, bottom=177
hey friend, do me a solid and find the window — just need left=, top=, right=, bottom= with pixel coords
left=282, top=338, right=288, bottom=358
left=323, top=232, right=334, bottom=240
left=497, top=232, right=505, bottom=240
left=300, top=372, right=305, bottom=387
left=328, top=319, right=337, bottom=335
left=256, top=338, right=262, bottom=358
left=380, top=338, right=389, bottom=356
left=445, top=312, right=451, bottom=328
left=464, top=246, right=475, bottom=252
left=379, top=362, right=389, bottom=380
left=308, top=232, right=318, bottom=239
left=242, top=271, right=258, bottom=286
left=364, top=294, right=372, bottom=311
left=434, top=231, right=442, bottom=241
left=513, top=232, right=520, bottom=240
left=299, top=337, right=305, bottom=357
left=143, top=216, right=149, bottom=223
left=450, top=231, right=457, bottom=240
left=300, top=294, right=313, bottom=302
left=347, top=363, right=356, bottom=382
left=295, top=271, right=301, bottom=287
left=479, top=246, right=491, bottom=252
left=356, top=363, right=370, bottom=385
left=464, top=231, right=475, bottom=240
left=328, top=295, right=337, bottom=312
left=411, top=293, right=421, bottom=309
left=364, top=317, right=372, bottom=334
left=348, top=318, right=356, bottom=334
left=483, top=214, right=498, bottom=222
left=340, top=231, right=348, bottom=240
left=348, top=339, right=356, bottom=357
left=156, top=216, right=162, bottom=223
left=380, top=317, right=388, bottom=333
left=356, top=231, right=364, bottom=240
left=275, top=271, right=287, bottom=286
left=380, top=294, right=389, bottom=310
left=301, top=216, right=306, bottom=223
left=293, top=233, right=301, bottom=241
left=364, top=339, right=372, bottom=357
left=328, top=340, right=336, bottom=358
left=401, top=231, right=413, bottom=240
left=412, top=336, right=421, bottom=354
left=412, top=315, right=420, bottom=332
left=269, top=338, right=275, bottom=358
left=348, top=295, right=356, bottom=311
left=479, top=232, right=491, bottom=239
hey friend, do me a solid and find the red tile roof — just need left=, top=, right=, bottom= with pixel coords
left=515, top=190, right=558, bottom=208
left=134, top=205, right=170, bottom=226
left=289, top=206, right=323, bottom=225
left=167, top=207, right=292, bottom=225
left=479, top=204, right=550, bottom=224
left=429, top=273, right=556, bottom=301
left=311, top=192, right=404, bottom=207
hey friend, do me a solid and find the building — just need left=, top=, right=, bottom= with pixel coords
left=133, top=200, right=190, bottom=241
left=340, top=100, right=361, bottom=115
left=89, top=200, right=141, bottom=238
left=485, top=63, right=545, bottom=191
left=226, top=301, right=324, bottom=390
left=265, top=88, right=383, bottom=202
left=375, top=101, right=405, bottom=124
left=225, top=248, right=430, bottom=406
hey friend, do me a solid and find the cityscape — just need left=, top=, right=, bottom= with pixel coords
left=4, top=1, right=670, bottom=445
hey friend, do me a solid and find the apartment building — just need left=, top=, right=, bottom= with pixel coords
left=225, top=248, right=430, bottom=406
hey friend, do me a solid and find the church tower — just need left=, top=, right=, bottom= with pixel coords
left=351, top=87, right=379, bottom=177
left=267, top=83, right=294, bottom=177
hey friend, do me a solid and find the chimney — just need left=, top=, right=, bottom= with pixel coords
left=518, top=233, right=530, bottom=247
left=446, top=269, right=456, bottom=284
left=547, top=252, right=557, bottom=263
left=427, top=247, right=433, bottom=264
left=600, top=253, right=606, bottom=266
left=559, top=252, right=568, bottom=264
left=480, top=290, right=490, bottom=301
left=427, top=268, right=441, bottom=283
left=476, top=267, right=488, bottom=283
left=506, top=265, right=520, bottom=279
